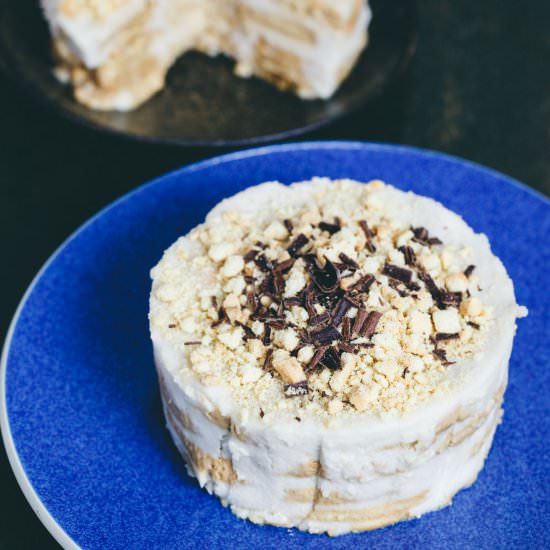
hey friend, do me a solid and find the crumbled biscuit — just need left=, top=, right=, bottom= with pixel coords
left=350, top=385, right=379, bottom=412
left=222, top=256, right=245, bottom=278
left=328, top=399, right=344, bottom=415
left=461, top=297, right=483, bottom=317
left=273, top=328, right=300, bottom=352
left=432, top=309, right=461, bottom=334
left=209, top=242, right=237, bottom=262
left=265, top=221, right=289, bottom=241
left=247, top=339, right=265, bottom=358
left=151, top=179, right=493, bottom=420
left=272, top=351, right=307, bottom=385
left=445, top=272, right=469, bottom=293
left=297, top=346, right=315, bottom=364
left=329, top=353, right=356, bottom=392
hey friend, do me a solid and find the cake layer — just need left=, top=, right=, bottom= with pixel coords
left=159, top=363, right=504, bottom=534
left=150, top=178, right=525, bottom=534
left=41, top=0, right=371, bottom=110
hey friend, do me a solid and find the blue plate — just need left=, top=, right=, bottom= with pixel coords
left=2, top=143, right=549, bottom=549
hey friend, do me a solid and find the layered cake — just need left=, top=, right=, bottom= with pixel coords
left=149, top=178, right=526, bottom=534
left=40, top=0, right=371, bottom=111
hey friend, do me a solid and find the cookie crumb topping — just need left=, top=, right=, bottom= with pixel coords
left=150, top=179, right=494, bottom=420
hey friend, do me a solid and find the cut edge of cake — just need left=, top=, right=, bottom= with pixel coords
left=40, top=0, right=372, bottom=111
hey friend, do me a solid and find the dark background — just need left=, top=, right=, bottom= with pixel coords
left=1, top=2, right=549, bottom=548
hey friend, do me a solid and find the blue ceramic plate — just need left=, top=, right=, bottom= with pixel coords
left=2, top=143, right=549, bottom=549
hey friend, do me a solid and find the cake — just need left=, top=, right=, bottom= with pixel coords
left=39, top=0, right=371, bottom=111
left=149, top=178, right=526, bottom=535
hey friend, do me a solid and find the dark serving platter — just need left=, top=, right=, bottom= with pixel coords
left=0, top=0, right=416, bottom=146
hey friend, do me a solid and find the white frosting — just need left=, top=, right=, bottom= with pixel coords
left=150, top=179, right=525, bottom=533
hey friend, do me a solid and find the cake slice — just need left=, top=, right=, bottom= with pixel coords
left=149, top=178, right=526, bottom=534
left=40, top=0, right=371, bottom=111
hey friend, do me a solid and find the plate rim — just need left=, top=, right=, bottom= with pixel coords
left=0, top=1, right=417, bottom=147
left=1, top=141, right=548, bottom=550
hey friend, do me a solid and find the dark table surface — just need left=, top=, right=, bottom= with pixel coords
left=1, top=2, right=549, bottom=548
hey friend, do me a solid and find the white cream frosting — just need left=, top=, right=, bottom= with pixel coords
left=150, top=178, right=525, bottom=533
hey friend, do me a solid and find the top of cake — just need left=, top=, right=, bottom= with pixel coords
left=149, top=179, right=525, bottom=424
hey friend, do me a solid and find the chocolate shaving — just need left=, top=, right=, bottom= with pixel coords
left=388, top=279, right=409, bottom=298
left=383, top=263, right=412, bottom=284
left=184, top=341, right=201, bottom=346
left=358, top=219, right=374, bottom=239
left=247, top=291, right=258, bottom=311
left=351, top=274, right=375, bottom=293
left=365, top=241, right=376, bottom=254
left=259, top=408, right=265, bottom=418
left=433, top=348, right=455, bottom=365
left=307, top=346, right=328, bottom=371
left=467, top=321, right=480, bottom=330
left=255, top=241, right=267, bottom=249
left=352, top=308, right=369, bottom=335
left=258, top=274, right=275, bottom=296
left=338, top=342, right=355, bottom=354
left=213, top=306, right=229, bottom=327
left=343, top=293, right=362, bottom=308
left=287, top=233, right=309, bottom=256
left=284, top=296, right=302, bottom=308
left=319, top=220, right=341, bottom=235
left=440, top=292, right=462, bottom=307
left=312, top=257, right=340, bottom=293
left=168, top=323, right=177, bottom=329
left=464, top=265, right=476, bottom=278
left=299, top=329, right=313, bottom=345
left=435, top=332, right=460, bottom=341
left=262, top=348, right=273, bottom=369
left=273, top=270, right=284, bottom=295
left=302, top=254, right=323, bottom=271
left=360, top=311, right=383, bottom=338
left=338, top=253, right=359, bottom=270
left=283, top=219, right=293, bottom=233
left=311, top=325, right=342, bottom=345
left=413, top=226, right=428, bottom=241
left=243, top=249, right=259, bottom=262
left=418, top=270, right=443, bottom=306
left=265, top=318, right=287, bottom=330
left=399, top=245, right=417, bottom=267
left=309, top=311, right=331, bottom=327
left=304, top=289, right=317, bottom=318
left=316, top=289, right=344, bottom=310
left=319, top=347, right=341, bottom=370
left=407, top=281, right=421, bottom=292
left=411, top=226, right=443, bottom=247
left=359, top=220, right=376, bottom=253
left=284, top=381, right=309, bottom=397
left=236, top=321, right=256, bottom=340
left=342, top=317, right=352, bottom=341
left=273, top=258, right=295, bottom=272
left=332, top=299, right=352, bottom=327
left=251, top=306, right=269, bottom=321
left=211, top=296, right=218, bottom=309
left=254, top=253, right=271, bottom=272
left=262, top=325, right=272, bottom=345
left=244, top=275, right=256, bottom=284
